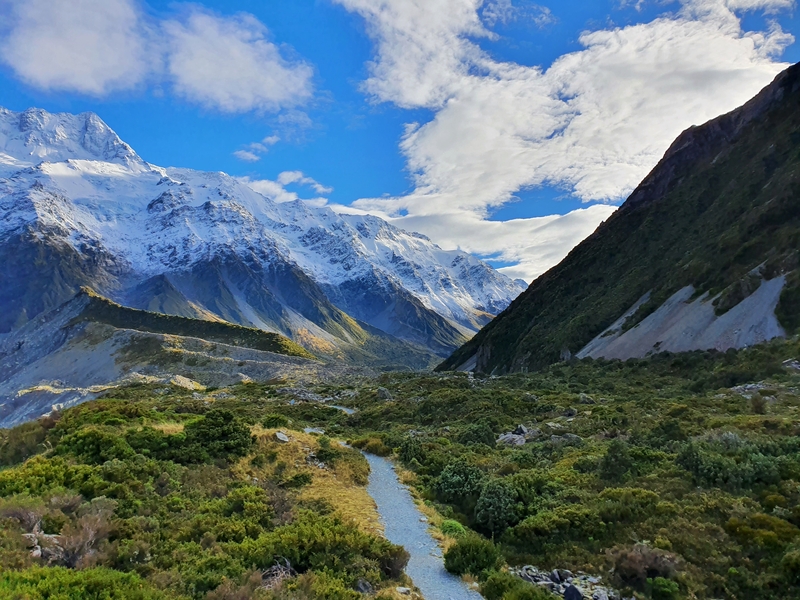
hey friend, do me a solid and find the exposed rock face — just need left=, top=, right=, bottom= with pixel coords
left=440, top=62, right=800, bottom=374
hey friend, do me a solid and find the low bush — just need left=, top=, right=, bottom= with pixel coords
left=443, top=535, right=502, bottom=576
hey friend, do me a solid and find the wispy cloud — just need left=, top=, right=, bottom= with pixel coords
left=334, top=0, right=795, bottom=280
left=0, top=1, right=314, bottom=113
left=239, top=171, right=332, bottom=206
left=233, top=135, right=281, bottom=162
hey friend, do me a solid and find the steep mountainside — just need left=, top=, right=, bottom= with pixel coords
left=441, top=62, right=800, bottom=374
left=0, top=108, right=524, bottom=362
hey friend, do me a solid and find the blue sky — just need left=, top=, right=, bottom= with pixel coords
left=0, top=0, right=797, bottom=280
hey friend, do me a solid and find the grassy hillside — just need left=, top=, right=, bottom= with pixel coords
left=440, top=62, right=800, bottom=374
left=2, top=340, right=800, bottom=598
left=73, top=288, right=315, bottom=359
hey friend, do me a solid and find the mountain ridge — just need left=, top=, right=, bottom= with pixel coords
left=440, top=61, right=800, bottom=374
left=0, top=107, right=524, bottom=364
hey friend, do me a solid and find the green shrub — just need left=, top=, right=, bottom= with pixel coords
left=650, top=576, right=680, bottom=600
left=458, top=423, right=496, bottom=446
left=480, top=570, right=527, bottom=600
left=475, top=479, right=518, bottom=535
left=440, top=519, right=467, bottom=537
left=443, top=535, right=502, bottom=576
left=56, top=427, right=136, bottom=464
left=782, top=548, right=800, bottom=583
left=437, top=459, right=485, bottom=506
left=0, top=566, right=175, bottom=599
left=263, top=414, right=290, bottom=428
left=183, top=409, right=254, bottom=462
left=599, top=439, right=635, bottom=483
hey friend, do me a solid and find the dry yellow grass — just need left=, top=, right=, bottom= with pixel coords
left=236, top=427, right=382, bottom=535
left=151, top=422, right=185, bottom=435
left=393, top=465, right=460, bottom=552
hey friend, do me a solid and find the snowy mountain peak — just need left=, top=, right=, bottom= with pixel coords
left=0, top=105, right=526, bottom=358
left=0, top=107, right=144, bottom=169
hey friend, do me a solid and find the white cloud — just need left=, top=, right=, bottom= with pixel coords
left=163, top=9, right=314, bottom=112
left=233, top=150, right=261, bottom=162
left=0, top=0, right=151, bottom=95
left=234, top=135, right=281, bottom=161
left=0, top=1, right=314, bottom=114
left=240, top=171, right=332, bottom=205
left=277, top=170, right=334, bottom=195
left=335, top=0, right=796, bottom=280
left=482, top=1, right=556, bottom=28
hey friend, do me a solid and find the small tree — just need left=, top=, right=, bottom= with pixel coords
left=599, top=439, right=635, bottom=483
left=475, top=479, right=518, bottom=536
left=436, top=459, right=485, bottom=511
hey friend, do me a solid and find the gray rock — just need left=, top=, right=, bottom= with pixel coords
left=513, top=424, right=529, bottom=435
left=564, top=584, right=585, bottom=600
left=524, top=428, right=542, bottom=440
left=275, top=431, right=290, bottom=443
left=579, top=393, right=596, bottom=404
left=564, top=433, right=584, bottom=445
left=377, top=387, right=393, bottom=400
left=593, top=591, right=609, bottom=600
left=396, top=586, right=411, bottom=595
left=536, top=581, right=555, bottom=591
left=563, top=407, right=578, bottom=417
left=550, top=569, right=561, bottom=583
left=355, top=579, right=374, bottom=594
left=497, top=433, right=526, bottom=446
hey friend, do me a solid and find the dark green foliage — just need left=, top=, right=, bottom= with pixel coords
left=481, top=571, right=554, bottom=600
left=262, top=414, right=290, bottom=428
left=458, top=422, right=496, bottom=446
left=475, top=479, right=518, bottom=535
left=56, top=427, right=136, bottom=464
left=443, top=535, right=502, bottom=576
left=0, top=416, right=55, bottom=466
left=436, top=459, right=485, bottom=505
left=76, top=288, right=314, bottom=358
left=599, top=439, right=636, bottom=482
left=183, top=409, right=254, bottom=461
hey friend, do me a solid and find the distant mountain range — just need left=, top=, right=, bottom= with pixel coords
left=0, top=106, right=525, bottom=371
left=441, top=62, right=800, bottom=374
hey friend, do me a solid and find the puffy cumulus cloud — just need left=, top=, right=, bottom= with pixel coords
left=0, top=0, right=151, bottom=95
left=0, top=1, right=313, bottom=114
left=336, top=0, right=795, bottom=280
left=240, top=171, right=332, bottom=206
left=163, top=10, right=313, bottom=113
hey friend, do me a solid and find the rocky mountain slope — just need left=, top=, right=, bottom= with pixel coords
left=440, top=62, right=800, bottom=374
left=0, top=106, right=524, bottom=364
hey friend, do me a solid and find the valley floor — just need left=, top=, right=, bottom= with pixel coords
left=3, top=338, right=800, bottom=599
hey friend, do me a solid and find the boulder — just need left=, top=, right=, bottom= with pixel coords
left=564, top=584, right=585, bottom=600
left=355, top=579, right=374, bottom=594
left=497, top=433, right=526, bottom=446
left=377, top=387, right=393, bottom=400
left=396, top=587, right=411, bottom=595
left=513, top=424, right=529, bottom=435
left=275, top=431, right=290, bottom=443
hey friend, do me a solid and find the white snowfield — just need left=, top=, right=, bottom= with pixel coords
left=0, top=107, right=525, bottom=333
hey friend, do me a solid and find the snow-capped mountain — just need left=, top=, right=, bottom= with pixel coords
left=0, top=107, right=525, bottom=360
